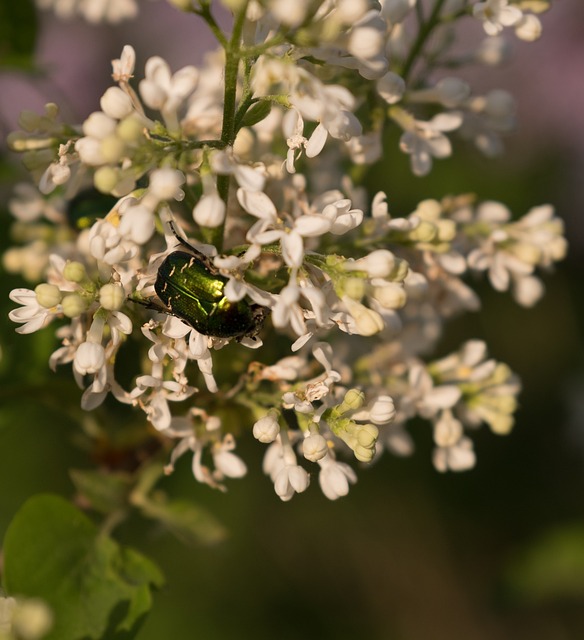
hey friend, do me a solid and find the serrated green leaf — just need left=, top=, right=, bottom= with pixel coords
left=70, top=469, right=133, bottom=515
left=240, top=100, right=272, bottom=129
left=3, top=494, right=164, bottom=640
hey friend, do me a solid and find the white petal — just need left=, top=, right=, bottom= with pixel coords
left=293, top=214, right=332, bottom=237
left=305, top=123, right=328, bottom=157
left=281, top=232, right=304, bottom=267
left=234, top=165, right=266, bottom=192
left=237, top=188, right=277, bottom=219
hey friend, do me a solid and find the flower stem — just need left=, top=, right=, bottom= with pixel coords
left=201, top=1, right=249, bottom=251
left=400, top=0, right=448, bottom=82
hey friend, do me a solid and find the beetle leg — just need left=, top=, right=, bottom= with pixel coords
left=128, top=295, right=170, bottom=315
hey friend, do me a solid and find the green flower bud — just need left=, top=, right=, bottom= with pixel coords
left=339, top=389, right=365, bottom=414
left=343, top=277, right=366, bottom=300
left=117, top=115, right=145, bottom=143
left=94, top=166, right=118, bottom=194
left=408, top=220, right=437, bottom=243
left=35, top=283, right=62, bottom=308
left=63, top=261, right=87, bottom=283
left=99, top=283, right=125, bottom=311
left=100, top=135, right=126, bottom=163
left=61, top=294, right=87, bottom=318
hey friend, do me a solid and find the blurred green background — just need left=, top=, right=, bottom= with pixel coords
left=1, top=1, right=584, bottom=639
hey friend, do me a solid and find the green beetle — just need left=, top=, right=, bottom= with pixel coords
left=153, top=228, right=270, bottom=340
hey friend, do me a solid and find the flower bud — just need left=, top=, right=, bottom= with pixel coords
left=377, top=71, right=406, bottom=104
left=193, top=194, right=226, bottom=228
left=372, top=282, right=406, bottom=309
left=61, top=294, right=87, bottom=318
left=253, top=413, right=280, bottom=443
left=94, top=167, right=119, bottom=195
left=63, top=261, right=87, bottom=283
left=515, top=14, right=542, bottom=42
left=338, top=389, right=365, bottom=414
left=368, top=396, right=396, bottom=425
left=100, top=87, right=134, bottom=120
left=343, top=277, right=366, bottom=301
left=346, top=249, right=396, bottom=278
left=117, top=115, right=144, bottom=143
left=100, top=135, right=126, bottom=163
left=18, top=110, right=42, bottom=131
left=408, top=220, right=437, bottom=243
left=74, top=341, right=105, bottom=375
left=343, top=297, right=385, bottom=336
left=35, top=283, right=62, bottom=308
left=99, top=283, right=125, bottom=311
left=302, top=433, right=328, bottom=462
left=149, top=168, right=185, bottom=201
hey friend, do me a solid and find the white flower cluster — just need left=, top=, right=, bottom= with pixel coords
left=6, top=0, right=562, bottom=501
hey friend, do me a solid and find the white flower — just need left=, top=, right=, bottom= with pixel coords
left=398, top=112, right=463, bottom=176
left=432, top=435, right=476, bottom=472
left=238, top=189, right=332, bottom=268
left=210, top=149, right=266, bottom=192
left=36, top=0, right=139, bottom=23
left=112, top=45, right=136, bottom=83
left=515, top=13, right=542, bottom=41
left=474, top=36, right=512, bottom=66
left=377, top=72, right=406, bottom=104
left=8, top=288, right=55, bottom=334
left=212, top=436, right=247, bottom=478
left=282, top=109, right=309, bottom=173
left=318, top=454, right=357, bottom=500
left=132, top=371, right=196, bottom=431
left=139, top=57, right=199, bottom=131
left=274, top=464, right=310, bottom=501
left=73, top=341, right=106, bottom=376
left=473, top=0, right=523, bottom=36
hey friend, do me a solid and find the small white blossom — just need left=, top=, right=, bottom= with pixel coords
left=398, top=112, right=463, bottom=176
left=318, top=453, right=358, bottom=500
left=473, top=0, right=523, bottom=36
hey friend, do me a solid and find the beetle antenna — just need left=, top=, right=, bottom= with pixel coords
left=167, top=219, right=214, bottom=265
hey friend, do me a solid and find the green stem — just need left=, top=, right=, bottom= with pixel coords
left=195, top=3, right=228, bottom=48
left=201, top=1, right=249, bottom=251
left=400, top=0, right=448, bottom=82
left=99, top=508, right=129, bottom=538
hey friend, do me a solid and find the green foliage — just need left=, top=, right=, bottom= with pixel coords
left=0, top=0, right=38, bottom=70
left=503, top=524, right=584, bottom=603
left=139, top=496, right=228, bottom=546
left=2, top=494, right=164, bottom=640
left=239, top=100, right=272, bottom=129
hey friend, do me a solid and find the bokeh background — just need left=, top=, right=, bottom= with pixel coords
left=1, top=1, right=584, bottom=638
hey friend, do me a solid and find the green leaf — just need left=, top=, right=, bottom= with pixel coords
left=70, top=469, right=133, bottom=515
left=139, top=497, right=228, bottom=546
left=0, top=0, right=38, bottom=70
left=3, top=494, right=164, bottom=640
left=240, top=100, right=272, bottom=129
left=503, top=524, right=584, bottom=603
